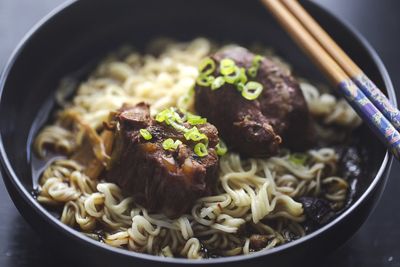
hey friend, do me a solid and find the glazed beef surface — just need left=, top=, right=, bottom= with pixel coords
left=106, top=103, right=219, bottom=217
left=195, top=47, right=312, bottom=157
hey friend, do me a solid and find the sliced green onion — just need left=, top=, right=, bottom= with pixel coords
left=236, top=82, right=245, bottom=92
left=252, top=55, right=264, bottom=67
left=162, top=138, right=174, bottom=150
left=174, top=140, right=183, bottom=148
left=289, top=153, right=308, bottom=166
left=155, top=109, right=171, bottom=123
left=247, top=55, right=264, bottom=78
left=196, top=75, right=210, bottom=87
left=139, top=129, right=152, bottom=140
left=187, top=113, right=207, bottom=125
left=211, top=76, right=225, bottom=90
left=196, top=75, right=215, bottom=87
left=238, top=67, right=248, bottom=84
left=242, top=81, right=263, bottom=100
left=170, top=120, right=189, bottom=133
left=216, top=140, right=227, bottom=156
left=167, top=110, right=183, bottom=124
left=184, top=127, right=208, bottom=142
left=156, top=108, right=209, bottom=134
left=220, top=58, right=236, bottom=76
left=156, top=108, right=183, bottom=124
left=156, top=108, right=189, bottom=133
left=247, top=66, right=258, bottom=78
left=194, top=143, right=208, bottom=157
left=162, top=138, right=182, bottom=151
left=224, top=66, right=241, bottom=84
left=198, top=57, right=216, bottom=76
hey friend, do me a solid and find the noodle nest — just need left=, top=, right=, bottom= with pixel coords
left=35, top=38, right=360, bottom=259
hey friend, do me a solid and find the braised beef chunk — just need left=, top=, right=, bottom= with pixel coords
left=106, top=103, right=219, bottom=217
left=194, top=47, right=313, bottom=157
left=298, top=197, right=335, bottom=225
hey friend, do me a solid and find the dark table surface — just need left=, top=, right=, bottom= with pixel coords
left=1, top=0, right=400, bottom=266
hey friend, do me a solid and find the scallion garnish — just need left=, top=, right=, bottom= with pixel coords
left=220, top=58, right=236, bottom=76
left=247, top=55, right=264, bottom=78
left=155, top=109, right=171, bottom=123
left=252, top=55, right=264, bottom=67
left=156, top=108, right=209, bottom=135
left=194, top=143, right=208, bottom=157
left=224, top=66, right=241, bottom=84
left=187, top=113, right=207, bottom=125
left=236, top=82, right=245, bottom=92
left=196, top=55, right=266, bottom=101
left=198, top=57, right=216, bottom=76
left=216, top=140, right=227, bottom=156
left=211, top=76, right=225, bottom=90
left=163, top=109, right=187, bottom=132
left=238, top=67, right=248, bottom=84
left=196, top=74, right=215, bottom=87
left=248, top=67, right=258, bottom=78
left=184, top=126, right=208, bottom=142
left=242, top=81, right=263, bottom=100
left=154, top=108, right=212, bottom=156
left=156, top=107, right=183, bottom=125
left=162, top=138, right=182, bottom=151
left=170, top=120, right=189, bottom=133
left=288, top=153, right=308, bottom=166
left=162, top=138, right=174, bottom=150
left=139, top=129, right=152, bottom=140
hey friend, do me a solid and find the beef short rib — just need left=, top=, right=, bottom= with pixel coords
left=106, top=103, right=220, bottom=217
left=195, top=47, right=313, bottom=157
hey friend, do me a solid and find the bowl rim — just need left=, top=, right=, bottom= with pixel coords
left=0, top=0, right=396, bottom=264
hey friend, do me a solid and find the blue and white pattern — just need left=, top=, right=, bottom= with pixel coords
left=354, top=73, right=400, bottom=129
left=339, top=79, right=400, bottom=159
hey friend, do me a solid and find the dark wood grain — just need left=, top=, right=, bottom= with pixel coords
left=0, top=0, right=399, bottom=266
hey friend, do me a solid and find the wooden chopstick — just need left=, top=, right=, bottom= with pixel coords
left=281, top=0, right=400, bottom=131
left=261, top=0, right=400, bottom=159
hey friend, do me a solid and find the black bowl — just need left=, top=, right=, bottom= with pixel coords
left=0, top=0, right=395, bottom=266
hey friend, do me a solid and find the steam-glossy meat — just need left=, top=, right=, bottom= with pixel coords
left=106, top=103, right=219, bottom=217
left=195, top=47, right=312, bottom=157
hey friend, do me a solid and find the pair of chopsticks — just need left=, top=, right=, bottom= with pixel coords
left=261, top=0, right=400, bottom=160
